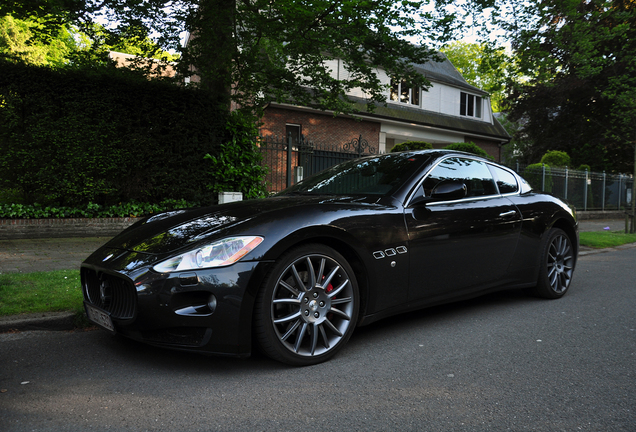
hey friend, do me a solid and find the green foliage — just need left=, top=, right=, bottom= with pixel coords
left=432, top=0, right=636, bottom=174
left=0, top=188, right=23, bottom=204
left=440, top=42, right=514, bottom=112
left=0, top=199, right=197, bottom=219
left=577, top=164, right=591, bottom=172
left=391, top=141, right=433, bottom=152
left=540, top=151, right=571, bottom=168
left=0, top=15, right=77, bottom=67
left=0, top=60, right=228, bottom=207
left=2, top=0, right=451, bottom=114
left=204, top=112, right=268, bottom=200
left=443, top=142, right=493, bottom=159
left=523, top=163, right=552, bottom=193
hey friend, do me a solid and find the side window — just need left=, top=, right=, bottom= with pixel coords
left=489, top=165, right=518, bottom=194
left=422, top=157, right=498, bottom=198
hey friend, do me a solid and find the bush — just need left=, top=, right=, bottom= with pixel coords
left=443, top=142, right=493, bottom=159
left=540, top=150, right=571, bottom=168
left=524, top=163, right=553, bottom=192
left=204, top=111, right=268, bottom=199
left=391, top=141, right=433, bottom=152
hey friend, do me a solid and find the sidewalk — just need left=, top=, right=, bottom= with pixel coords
left=0, top=237, right=109, bottom=273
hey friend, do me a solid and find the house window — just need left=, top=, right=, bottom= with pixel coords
left=286, top=124, right=301, bottom=146
left=390, top=80, right=420, bottom=106
left=460, top=92, right=482, bottom=118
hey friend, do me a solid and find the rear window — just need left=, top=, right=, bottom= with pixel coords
left=490, top=165, right=518, bottom=194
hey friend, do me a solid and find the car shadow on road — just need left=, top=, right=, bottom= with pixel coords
left=87, top=287, right=539, bottom=372
left=348, top=287, right=542, bottom=346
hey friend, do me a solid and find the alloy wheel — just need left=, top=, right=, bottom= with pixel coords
left=269, top=253, right=356, bottom=357
left=546, top=234, right=574, bottom=294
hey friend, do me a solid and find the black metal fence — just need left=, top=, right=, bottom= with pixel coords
left=259, top=135, right=377, bottom=192
left=259, top=138, right=634, bottom=212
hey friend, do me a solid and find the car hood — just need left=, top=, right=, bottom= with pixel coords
left=102, top=195, right=383, bottom=255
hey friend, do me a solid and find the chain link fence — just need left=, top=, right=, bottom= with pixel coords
left=508, top=163, right=634, bottom=211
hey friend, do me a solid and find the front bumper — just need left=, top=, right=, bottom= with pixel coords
left=80, top=260, right=263, bottom=358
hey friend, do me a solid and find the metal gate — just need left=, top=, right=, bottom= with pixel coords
left=260, top=135, right=377, bottom=193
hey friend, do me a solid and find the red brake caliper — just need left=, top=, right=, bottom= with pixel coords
left=323, top=276, right=334, bottom=295
left=324, top=277, right=334, bottom=320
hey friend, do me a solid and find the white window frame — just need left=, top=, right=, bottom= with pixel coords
left=390, top=79, right=421, bottom=107
left=460, top=92, right=482, bottom=119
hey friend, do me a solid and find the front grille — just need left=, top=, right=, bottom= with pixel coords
left=82, top=268, right=137, bottom=319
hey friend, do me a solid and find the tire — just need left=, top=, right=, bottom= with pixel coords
left=254, top=244, right=359, bottom=366
left=531, top=228, right=575, bottom=299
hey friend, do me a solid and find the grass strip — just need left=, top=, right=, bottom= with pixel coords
left=0, top=269, right=83, bottom=317
left=579, top=231, right=636, bottom=249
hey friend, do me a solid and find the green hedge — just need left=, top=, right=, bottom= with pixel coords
left=0, top=199, right=197, bottom=219
left=0, top=61, right=229, bottom=207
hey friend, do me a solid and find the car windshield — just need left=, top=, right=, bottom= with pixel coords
left=279, top=152, right=431, bottom=196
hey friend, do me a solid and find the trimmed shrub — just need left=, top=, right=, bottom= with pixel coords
left=443, top=142, right=493, bottom=159
left=541, top=150, right=571, bottom=168
left=524, top=163, right=553, bottom=192
left=391, top=141, right=433, bottom=152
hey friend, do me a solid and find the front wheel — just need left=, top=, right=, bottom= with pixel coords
left=254, top=244, right=359, bottom=366
left=531, top=228, right=575, bottom=299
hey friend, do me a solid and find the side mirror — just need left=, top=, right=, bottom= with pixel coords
left=409, top=180, right=467, bottom=207
left=431, top=180, right=467, bottom=200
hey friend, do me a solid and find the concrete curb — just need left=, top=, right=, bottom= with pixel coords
left=578, top=242, right=636, bottom=256
left=0, top=311, right=76, bottom=333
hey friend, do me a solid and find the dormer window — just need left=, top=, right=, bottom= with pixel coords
left=390, top=79, right=420, bottom=106
left=460, top=92, right=482, bottom=118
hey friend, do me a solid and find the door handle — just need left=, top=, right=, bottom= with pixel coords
left=499, top=210, right=517, bottom=218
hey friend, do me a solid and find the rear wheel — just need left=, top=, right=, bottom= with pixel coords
left=531, top=228, right=575, bottom=299
left=254, top=244, right=359, bottom=366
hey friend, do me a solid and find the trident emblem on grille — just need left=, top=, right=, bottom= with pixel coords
left=100, top=280, right=111, bottom=305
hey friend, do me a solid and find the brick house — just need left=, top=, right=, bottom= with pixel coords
left=259, top=53, right=510, bottom=161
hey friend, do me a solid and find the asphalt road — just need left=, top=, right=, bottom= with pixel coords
left=1, top=248, right=635, bottom=432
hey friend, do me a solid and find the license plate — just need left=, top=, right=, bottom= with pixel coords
left=85, top=303, right=115, bottom=333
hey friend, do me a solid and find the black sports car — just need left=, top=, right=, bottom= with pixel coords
left=81, top=150, right=578, bottom=365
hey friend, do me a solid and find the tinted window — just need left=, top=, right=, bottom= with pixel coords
left=280, top=153, right=430, bottom=196
left=490, top=165, right=518, bottom=194
left=423, top=157, right=497, bottom=198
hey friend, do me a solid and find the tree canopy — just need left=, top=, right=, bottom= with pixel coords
left=435, top=0, right=636, bottom=172
left=440, top=41, right=512, bottom=112
left=1, top=0, right=453, bottom=114
left=0, top=15, right=78, bottom=66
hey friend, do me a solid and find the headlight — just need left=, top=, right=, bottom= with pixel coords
left=153, top=236, right=263, bottom=273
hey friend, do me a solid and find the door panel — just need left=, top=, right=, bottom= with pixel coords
left=406, top=197, right=521, bottom=301
left=405, top=157, right=522, bottom=301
